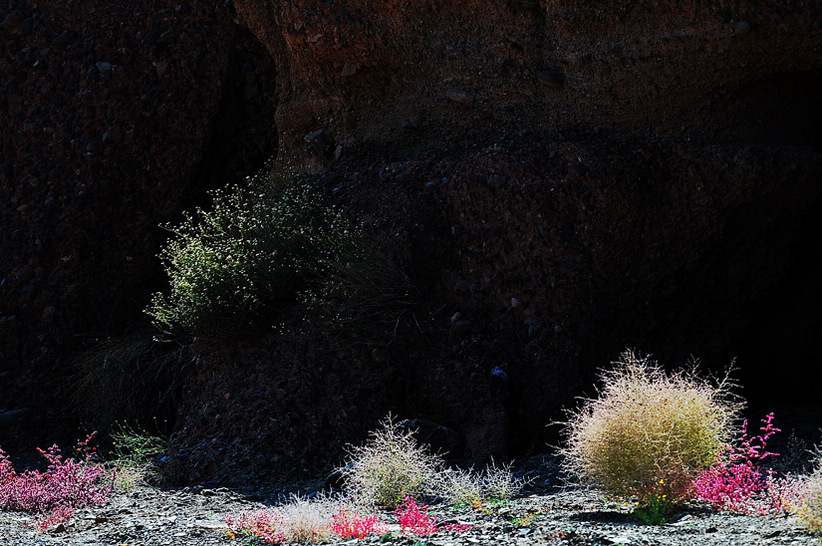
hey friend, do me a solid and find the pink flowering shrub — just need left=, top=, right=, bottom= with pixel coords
left=225, top=510, right=287, bottom=544
left=330, top=507, right=387, bottom=539
left=395, top=496, right=471, bottom=536
left=693, top=413, right=788, bottom=514
left=0, top=432, right=114, bottom=530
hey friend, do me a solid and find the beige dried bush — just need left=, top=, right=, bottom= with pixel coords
left=226, top=493, right=347, bottom=544
left=340, top=415, right=443, bottom=508
left=439, top=468, right=485, bottom=506
left=438, top=460, right=525, bottom=505
left=481, top=459, right=525, bottom=501
left=276, top=494, right=340, bottom=543
left=562, top=350, right=741, bottom=505
left=796, top=457, right=822, bottom=535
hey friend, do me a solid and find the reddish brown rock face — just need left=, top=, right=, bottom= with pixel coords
left=165, top=0, right=822, bottom=482
left=235, top=0, right=821, bottom=164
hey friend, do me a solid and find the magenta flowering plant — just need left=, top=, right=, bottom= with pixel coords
left=693, top=413, right=785, bottom=514
left=395, top=496, right=472, bottom=536
left=0, top=432, right=115, bottom=530
left=225, top=510, right=287, bottom=543
left=330, top=507, right=387, bottom=539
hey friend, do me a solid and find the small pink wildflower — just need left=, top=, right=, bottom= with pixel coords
left=330, top=507, right=387, bottom=539
left=0, top=432, right=114, bottom=530
left=395, top=496, right=471, bottom=536
left=225, top=510, right=286, bottom=543
left=693, top=413, right=785, bottom=514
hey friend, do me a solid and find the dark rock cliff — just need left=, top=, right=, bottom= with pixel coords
left=1, top=0, right=276, bottom=433
left=2, top=0, right=821, bottom=482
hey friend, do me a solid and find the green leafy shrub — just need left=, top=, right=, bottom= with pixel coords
left=147, top=176, right=347, bottom=338
left=340, top=415, right=444, bottom=508
left=562, top=350, right=740, bottom=514
left=147, top=172, right=414, bottom=341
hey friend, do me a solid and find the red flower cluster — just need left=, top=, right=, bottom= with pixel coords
left=693, top=413, right=785, bottom=514
left=396, top=496, right=472, bottom=536
left=330, top=508, right=387, bottom=539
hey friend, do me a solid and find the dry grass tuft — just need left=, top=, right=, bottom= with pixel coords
left=107, top=423, right=168, bottom=491
left=67, top=330, right=193, bottom=433
left=439, top=467, right=484, bottom=506
left=481, top=459, right=526, bottom=501
left=438, top=460, right=525, bottom=505
left=226, top=493, right=350, bottom=543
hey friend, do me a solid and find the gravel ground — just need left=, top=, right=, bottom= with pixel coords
left=1, top=457, right=820, bottom=546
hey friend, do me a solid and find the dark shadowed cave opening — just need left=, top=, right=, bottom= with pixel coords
left=178, top=29, right=278, bottom=221
left=717, top=69, right=822, bottom=443
left=717, top=69, right=822, bottom=150
left=734, top=209, right=822, bottom=441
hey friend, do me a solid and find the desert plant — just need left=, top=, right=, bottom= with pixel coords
left=107, top=423, right=168, bottom=490
left=0, top=433, right=114, bottom=530
left=395, top=496, right=471, bottom=536
left=794, top=452, right=822, bottom=535
left=439, top=467, right=485, bottom=506
left=67, top=330, right=192, bottom=434
left=339, top=415, right=444, bottom=508
left=693, top=412, right=786, bottom=514
left=562, top=350, right=741, bottom=516
left=147, top=176, right=349, bottom=339
left=631, top=481, right=674, bottom=524
left=226, top=493, right=351, bottom=544
left=329, top=507, right=387, bottom=539
left=480, top=459, right=526, bottom=501
left=438, top=460, right=525, bottom=506
left=226, top=508, right=287, bottom=543
left=302, top=233, right=416, bottom=345
left=147, top=171, right=415, bottom=343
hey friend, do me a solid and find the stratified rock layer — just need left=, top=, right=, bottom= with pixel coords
left=234, top=0, right=822, bottom=163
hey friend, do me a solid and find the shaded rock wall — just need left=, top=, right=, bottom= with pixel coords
left=170, top=139, right=822, bottom=484
left=2, top=0, right=821, bottom=483
left=155, top=0, right=822, bottom=482
left=0, top=0, right=277, bottom=432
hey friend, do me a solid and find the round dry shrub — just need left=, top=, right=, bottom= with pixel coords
left=562, top=350, right=741, bottom=504
left=797, top=461, right=822, bottom=535
left=340, top=415, right=443, bottom=509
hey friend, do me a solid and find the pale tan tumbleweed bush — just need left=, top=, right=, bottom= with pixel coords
left=561, top=350, right=742, bottom=504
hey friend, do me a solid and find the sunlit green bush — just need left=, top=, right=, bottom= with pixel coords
left=147, top=176, right=345, bottom=338
left=147, top=170, right=413, bottom=341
